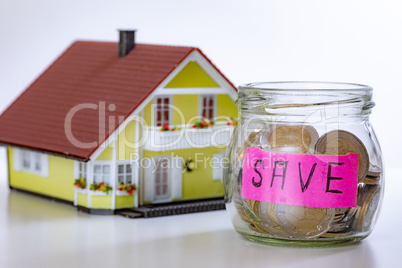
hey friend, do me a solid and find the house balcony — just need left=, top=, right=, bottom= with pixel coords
left=142, top=122, right=235, bottom=151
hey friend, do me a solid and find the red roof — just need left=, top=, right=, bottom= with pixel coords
left=0, top=41, right=236, bottom=160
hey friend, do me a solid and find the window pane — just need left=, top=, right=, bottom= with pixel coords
left=118, top=165, right=124, bottom=174
left=156, top=185, right=161, bottom=196
left=103, top=165, right=110, bottom=175
left=126, top=175, right=132, bottom=184
left=118, top=175, right=124, bottom=184
left=163, top=110, right=169, bottom=122
left=35, top=155, right=41, bottom=171
left=94, top=174, right=101, bottom=183
left=126, top=164, right=131, bottom=173
left=22, top=151, right=30, bottom=169
left=162, top=185, right=168, bottom=195
left=94, top=165, right=101, bottom=174
left=102, top=175, right=109, bottom=184
left=157, top=110, right=161, bottom=123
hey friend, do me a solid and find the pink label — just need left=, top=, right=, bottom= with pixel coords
left=241, top=147, right=359, bottom=208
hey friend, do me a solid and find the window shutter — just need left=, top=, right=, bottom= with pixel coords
left=143, top=158, right=155, bottom=202
left=13, top=148, right=21, bottom=171
left=41, top=153, right=49, bottom=177
left=171, top=156, right=183, bottom=200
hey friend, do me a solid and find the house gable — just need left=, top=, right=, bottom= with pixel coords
left=164, top=61, right=219, bottom=88
left=89, top=49, right=237, bottom=161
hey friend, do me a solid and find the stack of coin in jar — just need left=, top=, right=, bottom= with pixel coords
left=234, top=124, right=382, bottom=240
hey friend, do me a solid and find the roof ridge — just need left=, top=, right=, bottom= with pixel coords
left=73, top=40, right=199, bottom=50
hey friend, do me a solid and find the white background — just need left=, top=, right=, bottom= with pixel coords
left=0, top=1, right=402, bottom=267
left=1, top=0, right=401, bottom=168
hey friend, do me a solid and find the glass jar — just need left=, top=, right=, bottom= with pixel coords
left=223, top=82, right=384, bottom=247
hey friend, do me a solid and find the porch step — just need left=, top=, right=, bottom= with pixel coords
left=116, top=198, right=225, bottom=218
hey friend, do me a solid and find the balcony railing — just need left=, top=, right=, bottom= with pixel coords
left=142, top=122, right=235, bottom=151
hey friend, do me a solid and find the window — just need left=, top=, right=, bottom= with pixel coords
left=117, top=163, right=132, bottom=185
left=154, top=158, right=170, bottom=200
left=93, top=164, right=111, bottom=184
left=78, top=162, right=87, bottom=179
left=155, top=97, right=170, bottom=126
left=201, top=95, right=215, bottom=122
left=14, top=148, right=48, bottom=177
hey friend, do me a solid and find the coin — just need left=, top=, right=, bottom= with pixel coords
left=315, top=130, right=369, bottom=182
left=362, top=176, right=381, bottom=185
left=356, top=185, right=381, bottom=232
left=320, top=231, right=352, bottom=238
left=258, top=202, right=286, bottom=236
left=260, top=125, right=319, bottom=154
left=328, top=217, right=354, bottom=232
left=367, top=163, right=382, bottom=178
left=236, top=129, right=261, bottom=160
left=275, top=204, right=335, bottom=239
left=249, top=221, right=271, bottom=234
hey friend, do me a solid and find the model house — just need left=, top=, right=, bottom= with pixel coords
left=0, top=31, right=237, bottom=216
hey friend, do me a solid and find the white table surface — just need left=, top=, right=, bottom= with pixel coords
left=0, top=153, right=401, bottom=268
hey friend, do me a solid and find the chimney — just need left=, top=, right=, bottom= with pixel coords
left=118, top=30, right=136, bottom=57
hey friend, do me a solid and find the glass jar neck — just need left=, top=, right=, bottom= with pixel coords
left=237, top=82, right=374, bottom=124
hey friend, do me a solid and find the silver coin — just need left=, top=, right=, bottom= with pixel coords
left=356, top=185, right=381, bottom=232
left=275, top=204, right=335, bottom=239
left=258, top=202, right=287, bottom=236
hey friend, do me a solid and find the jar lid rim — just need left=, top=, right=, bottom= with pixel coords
left=239, top=81, right=373, bottom=92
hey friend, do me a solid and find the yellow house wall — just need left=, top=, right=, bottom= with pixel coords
left=217, top=94, right=238, bottom=119
left=164, top=61, right=219, bottom=88
left=90, top=195, right=112, bottom=209
left=116, top=195, right=135, bottom=209
left=77, top=193, right=88, bottom=207
left=117, top=120, right=136, bottom=161
left=8, top=147, right=75, bottom=202
left=143, top=147, right=225, bottom=202
left=172, top=94, right=198, bottom=125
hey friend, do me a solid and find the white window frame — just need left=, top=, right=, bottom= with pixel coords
left=74, top=161, right=88, bottom=194
left=14, top=148, right=48, bottom=177
left=92, top=162, right=111, bottom=185
left=78, top=162, right=87, bottom=179
left=153, top=96, right=172, bottom=127
left=199, top=95, right=217, bottom=122
left=117, top=161, right=133, bottom=185
left=212, top=152, right=225, bottom=181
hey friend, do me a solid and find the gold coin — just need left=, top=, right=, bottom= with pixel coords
left=315, top=130, right=369, bottom=182
left=236, top=129, right=261, bottom=160
left=249, top=222, right=270, bottom=234
left=362, top=176, right=381, bottom=185
left=275, top=204, right=335, bottom=238
left=367, top=163, right=382, bottom=178
left=320, top=231, right=352, bottom=238
left=260, top=125, right=319, bottom=154
left=356, top=185, right=381, bottom=232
